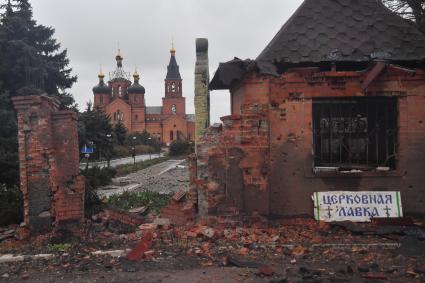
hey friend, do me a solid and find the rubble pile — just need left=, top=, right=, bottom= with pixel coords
left=1, top=210, right=425, bottom=282
left=1, top=190, right=424, bottom=281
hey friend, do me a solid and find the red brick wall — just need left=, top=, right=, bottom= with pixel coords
left=128, top=93, right=144, bottom=107
left=162, top=97, right=186, bottom=116
left=12, top=95, right=85, bottom=235
left=105, top=98, right=132, bottom=131
left=187, top=121, right=195, bottom=141
left=94, top=93, right=110, bottom=109
left=163, top=115, right=189, bottom=145
left=146, top=121, right=163, bottom=142
left=130, top=107, right=146, bottom=133
left=268, top=68, right=425, bottom=217
left=193, top=67, right=425, bottom=218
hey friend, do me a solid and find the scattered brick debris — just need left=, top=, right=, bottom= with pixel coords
left=172, top=190, right=187, bottom=202
left=126, top=231, right=153, bottom=261
left=257, top=265, right=275, bottom=276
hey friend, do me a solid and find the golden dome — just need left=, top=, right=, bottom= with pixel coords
left=98, top=65, right=105, bottom=78
left=133, top=68, right=140, bottom=79
left=170, top=39, right=176, bottom=54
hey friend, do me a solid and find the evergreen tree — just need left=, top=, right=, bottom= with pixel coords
left=114, top=121, right=127, bottom=146
left=0, top=0, right=77, bottom=188
left=78, top=102, right=114, bottom=160
left=0, top=0, right=77, bottom=103
left=0, top=90, right=19, bottom=187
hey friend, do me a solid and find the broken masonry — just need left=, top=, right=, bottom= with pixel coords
left=12, top=95, right=85, bottom=235
left=190, top=0, right=425, bottom=222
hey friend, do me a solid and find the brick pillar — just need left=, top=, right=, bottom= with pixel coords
left=194, top=38, right=210, bottom=153
left=12, top=95, right=85, bottom=235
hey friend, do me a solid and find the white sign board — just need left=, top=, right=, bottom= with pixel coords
left=313, top=191, right=403, bottom=222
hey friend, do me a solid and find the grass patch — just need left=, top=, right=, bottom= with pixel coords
left=48, top=243, right=71, bottom=253
left=115, top=156, right=170, bottom=177
left=108, top=191, right=171, bottom=213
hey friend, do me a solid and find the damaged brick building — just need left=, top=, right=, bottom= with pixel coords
left=193, top=0, right=425, bottom=219
left=12, top=95, right=85, bottom=235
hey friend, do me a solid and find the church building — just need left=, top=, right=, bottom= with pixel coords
left=92, top=46, right=195, bottom=145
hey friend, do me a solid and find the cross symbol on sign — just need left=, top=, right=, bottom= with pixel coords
left=384, top=205, right=391, bottom=218
left=326, top=206, right=333, bottom=218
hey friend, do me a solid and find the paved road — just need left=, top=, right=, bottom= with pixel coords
left=96, top=159, right=186, bottom=198
left=80, top=153, right=164, bottom=169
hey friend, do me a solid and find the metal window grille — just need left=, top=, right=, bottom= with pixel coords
left=313, top=97, right=398, bottom=169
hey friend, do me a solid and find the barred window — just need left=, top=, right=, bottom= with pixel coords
left=313, top=97, right=398, bottom=170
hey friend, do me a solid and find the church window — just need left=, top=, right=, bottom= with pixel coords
left=118, top=86, right=122, bottom=97
left=170, top=131, right=174, bottom=141
left=100, top=96, right=103, bottom=104
left=116, top=110, right=124, bottom=122
left=313, top=97, right=397, bottom=170
left=134, top=95, right=138, bottom=102
left=171, top=82, right=176, bottom=93
left=135, top=114, right=138, bottom=120
left=171, top=104, right=176, bottom=115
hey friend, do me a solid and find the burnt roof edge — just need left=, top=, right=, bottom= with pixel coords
left=209, top=58, right=425, bottom=90
left=209, top=58, right=278, bottom=90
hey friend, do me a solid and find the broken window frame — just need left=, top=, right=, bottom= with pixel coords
left=312, top=97, right=398, bottom=171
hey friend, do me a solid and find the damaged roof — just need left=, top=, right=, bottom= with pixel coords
left=210, top=0, right=425, bottom=90
left=257, top=0, right=425, bottom=64
left=210, top=59, right=278, bottom=90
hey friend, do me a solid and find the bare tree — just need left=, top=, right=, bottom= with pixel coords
left=382, top=0, right=425, bottom=33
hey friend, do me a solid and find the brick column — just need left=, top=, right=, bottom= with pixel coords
left=12, top=95, right=85, bottom=235
left=194, top=38, right=210, bottom=152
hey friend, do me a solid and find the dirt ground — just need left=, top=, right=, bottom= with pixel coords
left=1, top=221, right=425, bottom=283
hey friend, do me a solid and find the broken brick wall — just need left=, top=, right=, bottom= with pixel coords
left=193, top=66, right=425, bottom=219
left=268, top=67, right=425, bottom=217
left=12, top=95, right=85, bottom=235
left=194, top=76, right=271, bottom=220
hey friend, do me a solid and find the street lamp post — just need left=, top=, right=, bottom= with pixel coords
left=85, top=153, right=90, bottom=172
left=148, top=137, right=152, bottom=160
left=89, top=141, right=94, bottom=168
left=106, top=134, right=112, bottom=167
left=132, top=136, right=137, bottom=167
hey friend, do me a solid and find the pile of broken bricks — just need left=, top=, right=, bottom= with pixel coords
left=1, top=190, right=425, bottom=281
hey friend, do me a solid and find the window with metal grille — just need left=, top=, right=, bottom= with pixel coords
left=313, top=97, right=398, bottom=170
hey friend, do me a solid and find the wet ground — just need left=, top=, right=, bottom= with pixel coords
left=96, top=159, right=188, bottom=198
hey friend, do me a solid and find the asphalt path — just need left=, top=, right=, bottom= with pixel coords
left=96, top=159, right=186, bottom=198
left=79, top=153, right=163, bottom=169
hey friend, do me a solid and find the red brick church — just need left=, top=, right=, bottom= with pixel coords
left=92, top=47, right=195, bottom=145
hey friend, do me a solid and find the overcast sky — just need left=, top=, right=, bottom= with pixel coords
left=30, top=0, right=303, bottom=123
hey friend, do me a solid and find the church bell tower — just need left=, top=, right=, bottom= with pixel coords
left=163, top=44, right=185, bottom=116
